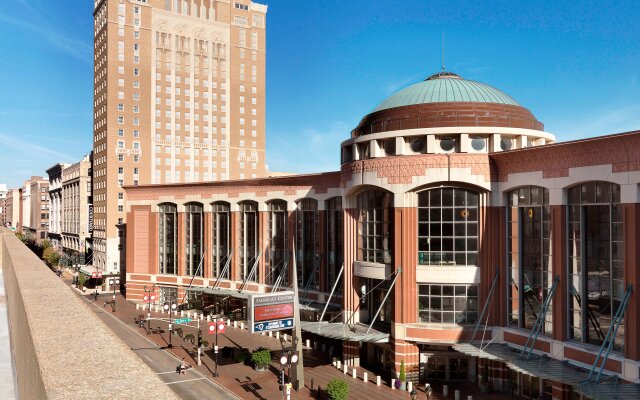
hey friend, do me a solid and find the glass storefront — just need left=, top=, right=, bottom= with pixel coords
left=158, top=203, right=177, bottom=275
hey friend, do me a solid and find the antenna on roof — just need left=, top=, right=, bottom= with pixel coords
left=441, top=32, right=445, bottom=72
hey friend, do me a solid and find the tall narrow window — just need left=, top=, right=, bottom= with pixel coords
left=417, top=188, right=478, bottom=266
left=212, top=202, right=230, bottom=278
left=185, top=203, right=203, bottom=276
left=507, top=186, right=552, bottom=334
left=267, top=200, right=287, bottom=285
left=296, top=199, right=319, bottom=288
left=239, top=201, right=258, bottom=282
left=159, top=203, right=177, bottom=275
left=326, top=197, right=343, bottom=290
left=568, top=181, right=624, bottom=351
left=357, top=190, right=393, bottom=264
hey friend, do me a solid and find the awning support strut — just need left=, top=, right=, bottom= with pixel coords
left=520, top=275, right=559, bottom=360
left=366, top=268, right=402, bottom=334
left=584, top=284, right=633, bottom=384
left=319, top=264, right=344, bottom=323
left=212, top=250, right=233, bottom=290
left=472, top=269, right=499, bottom=344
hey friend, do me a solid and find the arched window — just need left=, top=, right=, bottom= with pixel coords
left=326, top=197, right=343, bottom=289
left=159, top=203, right=177, bottom=275
left=239, top=201, right=259, bottom=282
left=211, top=202, right=230, bottom=278
left=417, top=188, right=478, bottom=266
left=185, top=203, right=203, bottom=276
left=568, top=181, right=624, bottom=350
left=357, top=190, right=393, bottom=264
left=296, top=199, right=319, bottom=288
left=267, top=200, right=287, bottom=285
left=507, top=186, right=552, bottom=334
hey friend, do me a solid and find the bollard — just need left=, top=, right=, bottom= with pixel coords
left=352, top=368, right=357, bottom=379
left=233, top=321, right=238, bottom=328
left=181, top=310, right=185, bottom=316
left=443, top=385, right=448, bottom=397
left=468, top=396, right=473, bottom=400
left=187, top=311, right=191, bottom=318
left=332, top=357, right=337, bottom=366
left=268, top=331, right=273, bottom=337
left=391, top=378, right=396, bottom=390
left=455, top=389, right=460, bottom=400
left=136, top=304, right=139, bottom=310
left=343, top=365, right=348, bottom=375
left=207, top=315, right=211, bottom=322
left=336, top=360, right=341, bottom=370
left=283, top=333, right=288, bottom=342
left=376, top=375, right=381, bottom=386
left=261, top=332, right=265, bottom=336
left=240, top=322, right=245, bottom=330
left=408, top=381, right=413, bottom=392
left=155, top=305, right=159, bottom=312
left=363, top=372, right=368, bottom=383
left=306, top=339, right=311, bottom=348
left=275, top=332, right=280, bottom=340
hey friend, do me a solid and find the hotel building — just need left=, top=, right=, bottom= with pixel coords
left=92, top=0, right=267, bottom=274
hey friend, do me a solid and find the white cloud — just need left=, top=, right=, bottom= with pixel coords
left=0, top=10, right=91, bottom=63
left=551, top=104, right=640, bottom=141
left=266, top=121, right=348, bottom=174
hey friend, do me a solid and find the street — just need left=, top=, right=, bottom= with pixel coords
left=76, top=293, right=239, bottom=400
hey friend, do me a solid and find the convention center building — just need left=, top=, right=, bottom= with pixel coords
left=123, top=71, right=640, bottom=399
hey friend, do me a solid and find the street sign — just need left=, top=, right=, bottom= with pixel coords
left=174, top=318, right=192, bottom=324
left=248, top=291, right=295, bottom=334
left=217, top=322, right=226, bottom=334
left=208, top=323, right=216, bottom=334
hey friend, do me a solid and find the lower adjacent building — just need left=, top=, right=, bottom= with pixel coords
left=61, top=154, right=93, bottom=267
left=4, top=188, right=20, bottom=230
left=46, top=163, right=68, bottom=249
left=0, top=184, right=6, bottom=226
left=123, top=72, right=640, bottom=399
left=22, top=176, right=49, bottom=242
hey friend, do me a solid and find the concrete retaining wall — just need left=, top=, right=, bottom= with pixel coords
left=0, top=228, right=179, bottom=399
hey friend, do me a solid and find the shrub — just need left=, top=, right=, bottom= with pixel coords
left=201, top=339, right=209, bottom=348
left=251, top=347, right=272, bottom=368
left=399, top=360, right=406, bottom=382
left=43, top=246, right=60, bottom=266
left=326, top=379, right=349, bottom=400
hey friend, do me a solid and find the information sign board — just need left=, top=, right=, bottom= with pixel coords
left=248, top=291, right=295, bottom=334
left=174, top=318, right=192, bottom=324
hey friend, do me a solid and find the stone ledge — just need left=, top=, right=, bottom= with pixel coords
left=1, top=228, right=179, bottom=399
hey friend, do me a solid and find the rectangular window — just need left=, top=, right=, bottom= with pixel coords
left=418, top=284, right=478, bottom=325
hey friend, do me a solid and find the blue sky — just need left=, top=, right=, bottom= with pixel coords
left=0, top=0, right=639, bottom=188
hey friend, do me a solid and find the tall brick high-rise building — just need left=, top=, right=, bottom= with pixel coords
left=92, top=0, right=267, bottom=273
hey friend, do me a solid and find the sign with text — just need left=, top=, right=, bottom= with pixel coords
left=248, top=291, right=295, bottom=334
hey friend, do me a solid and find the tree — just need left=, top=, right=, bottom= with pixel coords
left=43, top=246, right=60, bottom=267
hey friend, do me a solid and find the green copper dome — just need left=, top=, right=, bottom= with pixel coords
left=371, top=72, right=521, bottom=113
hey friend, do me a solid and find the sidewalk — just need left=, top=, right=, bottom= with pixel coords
left=64, top=273, right=510, bottom=400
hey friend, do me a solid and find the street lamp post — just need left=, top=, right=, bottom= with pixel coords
left=108, top=277, right=120, bottom=312
left=163, top=299, right=178, bottom=348
left=279, top=335, right=299, bottom=400
left=143, top=285, right=156, bottom=331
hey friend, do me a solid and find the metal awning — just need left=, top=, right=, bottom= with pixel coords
left=574, top=381, right=640, bottom=400
left=300, top=321, right=389, bottom=343
left=453, top=343, right=640, bottom=399
left=77, top=265, right=117, bottom=277
left=201, top=287, right=250, bottom=299
left=453, top=343, right=589, bottom=384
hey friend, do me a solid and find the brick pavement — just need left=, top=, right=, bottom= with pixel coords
left=66, top=274, right=512, bottom=400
